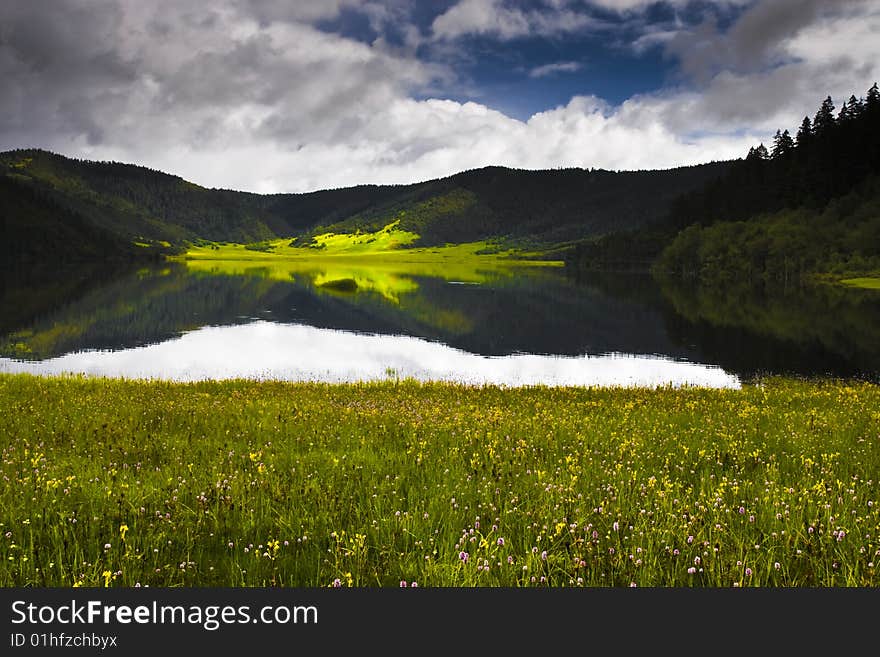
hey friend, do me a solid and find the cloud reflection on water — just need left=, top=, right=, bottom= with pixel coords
left=0, top=321, right=740, bottom=388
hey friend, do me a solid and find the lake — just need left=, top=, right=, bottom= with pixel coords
left=2, top=258, right=878, bottom=386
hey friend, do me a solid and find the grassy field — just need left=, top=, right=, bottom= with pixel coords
left=839, top=277, right=880, bottom=290
left=176, top=228, right=564, bottom=303
left=0, top=374, right=877, bottom=588
left=178, top=221, right=563, bottom=266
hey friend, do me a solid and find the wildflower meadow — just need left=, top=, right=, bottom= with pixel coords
left=0, top=374, right=877, bottom=587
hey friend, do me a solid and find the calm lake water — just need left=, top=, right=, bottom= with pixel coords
left=1, top=259, right=878, bottom=386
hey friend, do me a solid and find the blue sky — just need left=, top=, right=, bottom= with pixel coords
left=1, top=0, right=879, bottom=192
left=321, top=1, right=745, bottom=118
left=418, top=28, right=674, bottom=120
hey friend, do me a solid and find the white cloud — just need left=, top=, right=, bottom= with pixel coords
left=660, top=1, right=879, bottom=81
left=432, top=0, right=596, bottom=40
left=79, top=94, right=757, bottom=193
left=630, top=28, right=679, bottom=54
left=230, top=0, right=365, bottom=24
left=529, top=61, right=583, bottom=78
left=785, top=4, right=880, bottom=73
left=653, top=2, right=880, bottom=133
left=586, top=0, right=751, bottom=12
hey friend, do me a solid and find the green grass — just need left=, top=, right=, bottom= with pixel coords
left=839, top=277, right=880, bottom=290
left=1, top=374, right=878, bottom=587
left=177, top=227, right=563, bottom=303
left=308, top=219, right=420, bottom=252
left=180, top=221, right=563, bottom=264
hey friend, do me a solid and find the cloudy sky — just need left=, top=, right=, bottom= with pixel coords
left=2, top=0, right=879, bottom=193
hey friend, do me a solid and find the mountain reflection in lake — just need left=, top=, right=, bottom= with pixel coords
left=1, top=258, right=878, bottom=385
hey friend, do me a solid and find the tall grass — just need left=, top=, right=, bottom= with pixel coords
left=0, top=374, right=877, bottom=587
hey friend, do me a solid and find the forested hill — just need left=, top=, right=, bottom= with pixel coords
left=0, top=175, right=143, bottom=265
left=570, top=82, right=880, bottom=280
left=306, top=163, right=732, bottom=246
left=656, top=83, right=880, bottom=284
left=0, top=149, right=408, bottom=252
left=0, top=147, right=731, bottom=264
left=665, top=84, right=880, bottom=232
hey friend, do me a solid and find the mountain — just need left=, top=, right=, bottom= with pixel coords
left=0, top=148, right=732, bottom=264
left=300, top=163, right=732, bottom=246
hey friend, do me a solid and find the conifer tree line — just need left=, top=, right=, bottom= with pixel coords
left=668, top=82, right=880, bottom=230
left=567, top=83, right=880, bottom=278
left=650, top=83, right=880, bottom=285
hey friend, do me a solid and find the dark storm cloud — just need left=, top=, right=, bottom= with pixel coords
left=664, top=0, right=856, bottom=83
left=0, top=2, right=145, bottom=146
left=156, top=36, right=289, bottom=109
left=232, top=0, right=362, bottom=26
left=0, top=0, right=440, bottom=152
left=1, top=1, right=126, bottom=73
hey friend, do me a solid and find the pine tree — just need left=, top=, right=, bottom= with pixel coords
left=866, top=83, right=879, bottom=112
left=846, top=94, right=864, bottom=119
left=813, top=96, right=836, bottom=135
left=838, top=99, right=850, bottom=123
left=796, top=116, right=812, bottom=148
left=781, top=129, right=794, bottom=153
left=771, top=129, right=783, bottom=154
left=771, top=129, right=795, bottom=159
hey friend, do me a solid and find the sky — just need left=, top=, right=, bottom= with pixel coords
left=1, top=0, right=879, bottom=193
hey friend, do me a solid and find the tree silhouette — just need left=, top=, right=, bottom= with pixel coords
left=845, top=94, right=864, bottom=120
left=813, top=96, right=836, bottom=136
left=796, top=116, right=812, bottom=148
left=867, top=83, right=880, bottom=111
left=838, top=99, right=851, bottom=122
left=747, top=143, right=769, bottom=161
left=771, top=129, right=794, bottom=159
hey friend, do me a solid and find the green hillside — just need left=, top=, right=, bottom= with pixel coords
left=1, top=148, right=731, bottom=264
left=654, top=174, right=880, bottom=285
left=0, top=174, right=145, bottom=264
left=307, top=164, right=732, bottom=246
